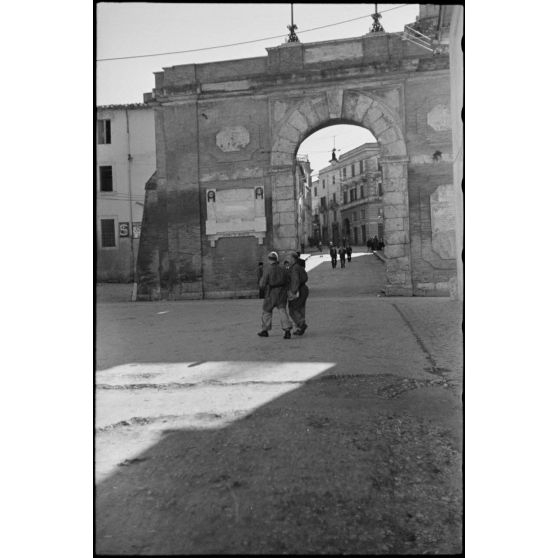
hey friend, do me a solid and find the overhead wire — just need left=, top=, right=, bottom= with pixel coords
left=97, top=4, right=409, bottom=62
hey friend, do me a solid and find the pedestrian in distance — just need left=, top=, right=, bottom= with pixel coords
left=346, top=244, right=352, bottom=263
left=317, top=240, right=323, bottom=257
left=329, top=244, right=338, bottom=269
left=372, top=235, right=379, bottom=251
left=339, top=245, right=347, bottom=268
left=287, top=251, right=309, bottom=336
left=256, top=261, right=265, bottom=299
left=257, top=251, right=293, bottom=339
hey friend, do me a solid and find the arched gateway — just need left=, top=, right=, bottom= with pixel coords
left=137, top=24, right=458, bottom=300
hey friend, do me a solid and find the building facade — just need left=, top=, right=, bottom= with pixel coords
left=313, top=143, right=383, bottom=246
left=96, top=104, right=155, bottom=282
left=294, top=155, right=313, bottom=250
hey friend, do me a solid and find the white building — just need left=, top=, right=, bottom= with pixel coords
left=96, top=104, right=156, bottom=282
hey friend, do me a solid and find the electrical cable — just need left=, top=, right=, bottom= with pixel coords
left=97, top=4, right=409, bottom=62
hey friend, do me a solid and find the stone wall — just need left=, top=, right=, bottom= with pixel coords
left=137, top=28, right=458, bottom=299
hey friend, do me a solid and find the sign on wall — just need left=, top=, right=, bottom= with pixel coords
left=119, top=222, right=130, bottom=237
left=132, top=222, right=142, bottom=239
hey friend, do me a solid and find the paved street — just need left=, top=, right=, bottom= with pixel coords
left=95, top=249, right=463, bottom=554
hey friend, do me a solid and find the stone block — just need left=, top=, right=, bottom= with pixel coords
left=274, top=172, right=294, bottom=188
left=384, top=178, right=407, bottom=193
left=373, top=116, right=390, bottom=136
left=279, top=123, right=301, bottom=144
left=273, top=186, right=295, bottom=201
left=385, top=285, right=412, bottom=297
left=383, top=163, right=405, bottom=179
left=383, top=204, right=408, bottom=219
left=384, top=217, right=404, bottom=232
left=341, top=90, right=360, bottom=120
left=378, top=127, right=398, bottom=145
left=385, top=139, right=406, bottom=157
left=435, top=281, right=449, bottom=290
left=384, top=230, right=408, bottom=245
left=382, top=191, right=405, bottom=205
left=362, top=106, right=382, bottom=129
left=299, top=100, right=320, bottom=129
left=384, top=244, right=406, bottom=258
left=276, top=199, right=295, bottom=213
left=274, top=224, right=297, bottom=238
left=271, top=151, right=291, bottom=167
left=326, top=89, right=343, bottom=119
left=386, top=270, right=407, bottom=285
left=310, top=96, right=329, bottom=122
left=416, top=282, right=435, bottom=290
left=287, top=110, right=308, bottom=133
left=278, top=211, right=296, bottom=225
left=354, top=95, right=374, bottom=121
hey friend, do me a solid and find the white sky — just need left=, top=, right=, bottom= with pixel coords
left=97, top=3, right=419, bottom=175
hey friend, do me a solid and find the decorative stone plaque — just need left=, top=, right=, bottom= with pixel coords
left=216, top=126, right=250, bottom=152
left=206, top=186, right=266, bottom=247
left=430, top=184, right=456, bottom=259
left=427, top=104, right=451, bottom=132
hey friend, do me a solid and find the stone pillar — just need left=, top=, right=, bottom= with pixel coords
left=269, top=166, right=298, bottom=252
left=380, top=156, right=413, bottom=296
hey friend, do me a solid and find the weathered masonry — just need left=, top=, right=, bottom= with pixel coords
left=137, top=10, right=458, bottom=300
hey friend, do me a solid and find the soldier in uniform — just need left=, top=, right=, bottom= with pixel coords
left=257, top=251, right=293, bottom=339
left=287, top=252, right=309, bottom=336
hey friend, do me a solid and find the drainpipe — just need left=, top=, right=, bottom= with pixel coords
left=125, top=108, right=137, bottom=300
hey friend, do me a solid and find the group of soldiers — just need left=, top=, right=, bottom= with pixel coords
left=367, top=235, right=385, bottom=251
left=256, top=251, right=309, bottom=340
left=327, top=242, right=352, bottom=269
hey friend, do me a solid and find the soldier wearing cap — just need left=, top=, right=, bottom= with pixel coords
left=286, top=251, right=309, bottom=336
left=257, top=251, right=293, bottom=339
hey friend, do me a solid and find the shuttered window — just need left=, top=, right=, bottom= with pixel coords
left=99, top=166, right=113, bottom=192
left=100, top=219, right=116, bottom=247
left=97, top=119, right=111, bottom=144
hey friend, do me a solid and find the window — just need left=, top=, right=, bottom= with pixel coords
left=361, top=224, right=367, bottom=243
left=378, top=182, right=383, bottom=196
left=320, top=196, right=327, bottom=209
left=100, top=219, right=116, bottom=248
left=97, top=119, right=111, bottom=144
left=359, top=160, right=364, bottom=174
left=351, top=164, right=355, bottom=177
left=343, top=191, right=348, bottom=204
left=314, top=187, right=317, bottom=196
left=333, top=211, right=337, bottom=222
left=332, top=175, right=335, bottom=184
left=343, top=167, right=347, bottom=179
left=332, top=193, right=336, bottom=203
left=353, top=212, right=357, bottom=222
left=322, top=180, right=325, bottom=189
left=99, top=166, right=113, bottom=192
left=360, top=184, right=364, bottom=198
left=361, top=209, right=366, bottom=219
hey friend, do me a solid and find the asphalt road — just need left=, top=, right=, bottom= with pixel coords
left=95, top=250, right=463, bottom=554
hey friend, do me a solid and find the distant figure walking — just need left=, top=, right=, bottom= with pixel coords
left=339, top=245, right=347, bottom=268
left=367, top=237, right=373, bottom=252
left=372, top=235, right=379, bottom=251
left=346, top=245, right=352, bottom=263
left=329, top=244, right=338, bottom=269
left=318, top=241, right=323, bottom=257
left=257, top=251, right=293, bottom=339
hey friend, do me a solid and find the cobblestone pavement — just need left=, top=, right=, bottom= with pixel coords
left=95, top=252, right=463, bottom=554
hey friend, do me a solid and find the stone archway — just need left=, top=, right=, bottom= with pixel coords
left=269, top=89, right=411, bottom=296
